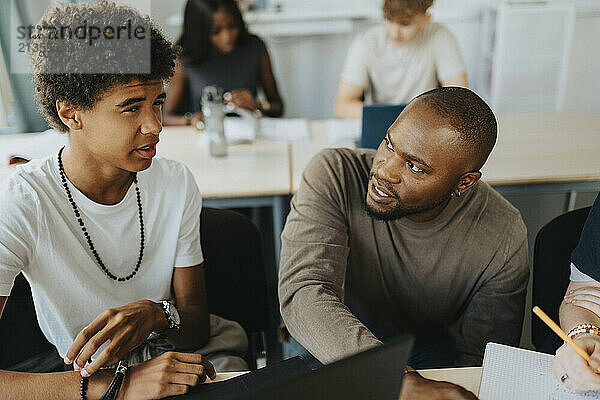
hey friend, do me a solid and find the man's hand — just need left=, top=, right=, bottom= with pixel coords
left=65, top=300, right=166, bottom=376
left=190, top=112, right=204, bottom=130
left=552, top=336, right=600, bottom=391
left=119, top=352, right=216, bottom=400
left=399, top=372, right=478, bottom=400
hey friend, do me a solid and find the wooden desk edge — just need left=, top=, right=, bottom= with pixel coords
left=484, top=176, right=600, bottom=186
left=418, top=366, right=482, bottom=395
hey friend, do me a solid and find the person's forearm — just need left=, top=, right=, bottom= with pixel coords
left=0, top=369, right=113, bottom=400
left=560, top=301, right=600, bottom=333
left=334, top=99, right=363, bottom=119
left=281, top=284, right=381, bottom=364
left=164, top=304, right=210, bottom=349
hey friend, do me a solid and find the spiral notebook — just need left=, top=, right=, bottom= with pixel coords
left=479, top=342, right=600, bottom=399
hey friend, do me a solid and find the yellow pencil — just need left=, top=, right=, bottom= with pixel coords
left=533, top=306, right=600, bottom=373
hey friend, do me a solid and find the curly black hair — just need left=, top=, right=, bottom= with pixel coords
left=28, top=0, right=178, bottom=132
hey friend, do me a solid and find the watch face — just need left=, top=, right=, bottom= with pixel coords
left=168, top=302, right=181, bottom=326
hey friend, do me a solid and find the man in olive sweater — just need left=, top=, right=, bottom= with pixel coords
left=279, top=87, right=528, bottom=399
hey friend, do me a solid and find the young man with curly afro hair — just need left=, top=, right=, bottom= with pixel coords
left=0, top=1, right=248, bottom=398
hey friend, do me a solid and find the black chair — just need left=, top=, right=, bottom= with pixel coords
left=360, top=104, right=406, bottom=149
left=0, top=207, right=274, bottom=371
left=200, top=207, right=274, bottom=369
left=532, top=206, right=592, bottom=354
left=0, top=274, right=61, bottom=371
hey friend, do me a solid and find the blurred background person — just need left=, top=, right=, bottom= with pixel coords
left=334, top=0, right=468, bottom=119
left=164, top=0, right=284, bottom=126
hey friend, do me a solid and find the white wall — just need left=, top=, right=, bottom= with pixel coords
left=563, top=9, right=600, bottom=114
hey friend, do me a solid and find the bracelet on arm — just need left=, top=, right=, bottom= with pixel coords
left=80, top=376, right=88, bottom=400
left=567, top=323, right=600, bottom=340
left=99, top=361, right=128, bottom=400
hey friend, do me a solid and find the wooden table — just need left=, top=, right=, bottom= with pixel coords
left=159, top=127, right=291, bottom=199
left=419, top=366, right=483, bottom=395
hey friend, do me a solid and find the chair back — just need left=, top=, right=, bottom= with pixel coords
left=532, top=206, right=591, bottom=353
left=0, top=274, right=58, bottom=370
left=201, top=207, right=272, bottom=368
left=360, top=104, right=406, bottom=149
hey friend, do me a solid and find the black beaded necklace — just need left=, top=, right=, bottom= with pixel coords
left=57, top=148, right=144, bottom=282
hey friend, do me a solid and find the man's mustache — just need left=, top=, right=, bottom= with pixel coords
left=369, top=172, right=399, bottom=199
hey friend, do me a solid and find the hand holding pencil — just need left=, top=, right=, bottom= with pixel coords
left=534, top=306, right=600, bottom=391
left=533, top=306, right=600, bottom=372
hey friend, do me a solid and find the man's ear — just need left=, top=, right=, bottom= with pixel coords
left=56, top=100, right=82, bottom=131
left=455, top=171, right=481, bottom=196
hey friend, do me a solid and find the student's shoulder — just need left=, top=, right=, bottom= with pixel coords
left=423, top=22, right=457, bottom=44
left=474, top=181, right=526, bottom=235
left=245, top=34, right=267, bottom=53
left=354, top=26, right=387, bottom=50
left=0, top=158, right=52, bottom=210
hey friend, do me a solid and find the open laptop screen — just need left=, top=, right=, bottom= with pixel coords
left=248, top=335, right=413, bottom=400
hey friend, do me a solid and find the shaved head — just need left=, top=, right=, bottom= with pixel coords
left=412, top=87, right=497, bottom=171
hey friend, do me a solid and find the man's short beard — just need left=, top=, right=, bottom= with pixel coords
left=364, top=191, right=453, bottom=221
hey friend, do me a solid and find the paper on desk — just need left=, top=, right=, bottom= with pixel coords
left=326, top=118, right=361, bottom=143
left=204, top=371, right=249, bottom=384
left=224, top=117, right=256, bottom=144
left=224, top=117, right=309, bottom=143
left=257, top=117, right=309, bottom=142
left=479, top=342, right=600, bottom=399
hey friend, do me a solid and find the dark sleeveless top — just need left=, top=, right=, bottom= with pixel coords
left=184, top=35, right=266, bottom=113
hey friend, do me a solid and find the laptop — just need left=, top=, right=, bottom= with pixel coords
left=173, top=335, right=413, bottom=400
left=243, top=335, right=413, bottom=400
left=168, top=356, right=311, bottom=400
left=360, top=104, right=407, bottom=150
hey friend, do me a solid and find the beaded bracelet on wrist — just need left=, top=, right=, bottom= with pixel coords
left=80, top=376, right=88, bottom=400
left=567, top=323, right=600, bottom=340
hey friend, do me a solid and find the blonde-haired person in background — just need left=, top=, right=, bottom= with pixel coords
left=335, top=0, right=468, bottom=119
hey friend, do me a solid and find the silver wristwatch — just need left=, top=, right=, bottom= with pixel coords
left=159, top=300, right=180, bottom=331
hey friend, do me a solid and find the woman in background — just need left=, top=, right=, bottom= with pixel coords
left=164, top=0, right=283, bottom=126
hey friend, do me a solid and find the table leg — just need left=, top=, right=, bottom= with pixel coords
left=272, top=194, right=291, bottom=269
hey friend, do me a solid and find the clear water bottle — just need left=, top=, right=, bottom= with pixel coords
left=201, top=85, right=227, bottom=157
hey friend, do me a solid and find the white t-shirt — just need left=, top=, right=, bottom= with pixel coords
left=0, top=154, right=204, bottom=358
left=340, top=23, right=466, bottom=105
